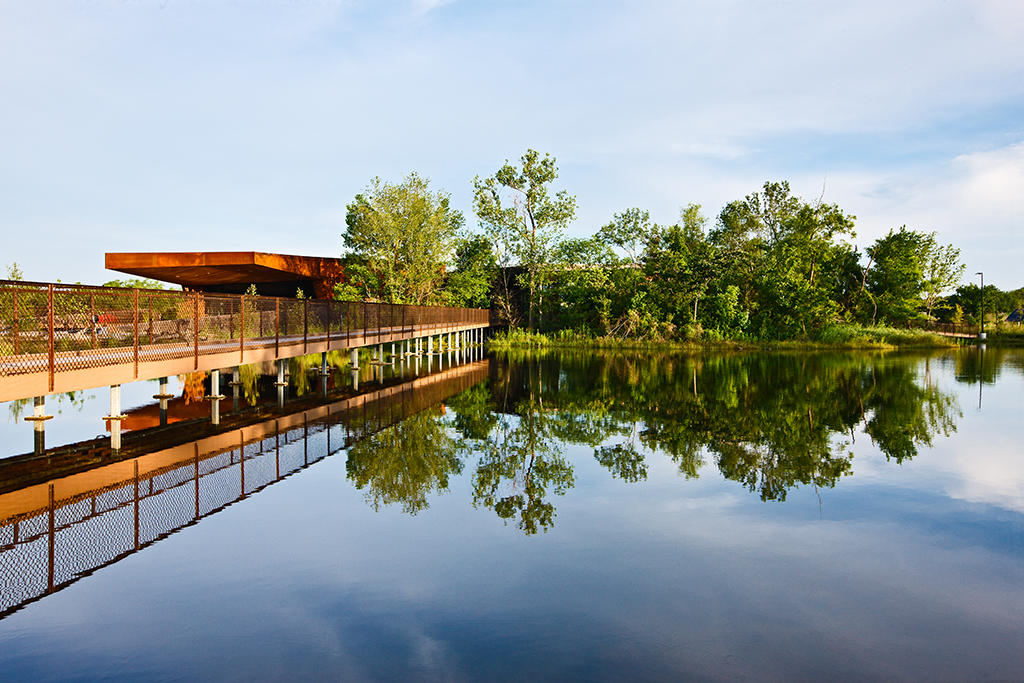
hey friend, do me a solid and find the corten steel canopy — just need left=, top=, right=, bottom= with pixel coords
left=105, top=252, right=346, bottom=299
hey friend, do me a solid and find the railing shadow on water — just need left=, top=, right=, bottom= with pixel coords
left=0, top=357, right=490, bottom=621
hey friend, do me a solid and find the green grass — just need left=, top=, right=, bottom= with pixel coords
left=808, top=324, right=956, bottom=349
left=986, top=323, right=1024, bottom=346
left=487, top=323, right=959, bottom=351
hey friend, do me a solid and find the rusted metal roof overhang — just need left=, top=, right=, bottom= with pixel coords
left=104, top=251, right=345, bottom=298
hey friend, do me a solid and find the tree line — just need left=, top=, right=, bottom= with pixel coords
left=334, top=149, right=1022, bottom=340
left=7, top=150, right=1015, bottom=341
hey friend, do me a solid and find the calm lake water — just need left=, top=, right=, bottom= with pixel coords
left=1, top=347, right=1022, bottom=681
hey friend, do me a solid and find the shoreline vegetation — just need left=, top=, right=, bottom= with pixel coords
left=487, top=324, right=966, bottom=351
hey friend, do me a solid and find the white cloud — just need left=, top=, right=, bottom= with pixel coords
left=790, top=141, right=1024, bottom=287
left=0, top=1, right=1022, bottom=285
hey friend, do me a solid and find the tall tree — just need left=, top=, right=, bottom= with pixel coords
left=920, top=232, right=965, bottom=320
left=443, top=234, right=498, bottom=309
left=865, top=227, right=930, bottom=324
left=473, top=149, right=577, bottom=330
left=343, top=173, right=463, bottom=305
left=714, top=182, right=855, bottom=337
left=597, top=207, right=651, bottom=267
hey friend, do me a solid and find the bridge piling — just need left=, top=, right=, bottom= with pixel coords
left=207, top=369, right=225, bottom=426
left=153, top=377, right=174, bottom=426
left=106, top=385, right=124, bottom=452
left=24, top=396, right=53, bottom=455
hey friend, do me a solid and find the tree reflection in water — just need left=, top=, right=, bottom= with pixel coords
left=346, top=407, right=463, bottom=515
left=345, top=351, right=962, bottom=532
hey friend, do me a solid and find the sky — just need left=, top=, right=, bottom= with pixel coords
left=1, top=0, right=1022, bottom=289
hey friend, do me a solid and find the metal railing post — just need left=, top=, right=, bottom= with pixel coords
left=12, top=288, right=19, bottom=355
left=133, top=289, right=139, bottom=378
left=134, top=460, right=140, bottom=550
left=193, top=291, right=200, bottom=370
left=194, top=444, right=200, bottom=520
left=275, top=298, right=280, bottom=358
left=47, top=284, right=55, bottom=391
left=147, top=295, right=153, bottom=345
left=89, top=293, right=96, bottom=349
left=48, top=483, right=55, bottom=593
left=239, top=294, right=245, bottom=363
left=303, top=297, right=309, bottom=352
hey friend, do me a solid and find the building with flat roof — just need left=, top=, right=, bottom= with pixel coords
left=105, top=251, right=345, bottom=299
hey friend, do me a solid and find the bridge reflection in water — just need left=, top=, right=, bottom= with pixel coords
left=0, top=358, right=489, bottom=620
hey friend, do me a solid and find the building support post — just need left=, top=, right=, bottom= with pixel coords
left=207, top=369, right=226, bottom=426
left=106, top=385, right=124, bottom=452
left=25, top=396, right=53, bottom=455
left=152, top=377, right=174, bottom=427
left=275, top=359, right=287, bottom=409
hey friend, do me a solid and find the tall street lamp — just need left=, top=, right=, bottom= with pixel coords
left=976, top=271, right=985, bottom=339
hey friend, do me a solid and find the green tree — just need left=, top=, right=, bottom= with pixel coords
left=550, top=236, right=615, bottom=332
left=643, top=203, right=721, bottom=335
left=344, top=172, right=463, bottom=305
left=443, top=234, right=498, bottom=308
left=711, top=182, right=855, bottom=337
left=597, top=207, right=651, bottom=266
left=865, top=227, right=930, bottom=324
left=920, top=233, right=964, bottom=320
left=473, top=149, right=577, bottom=330
left=102, top=278, right=167, bottom=290
left=595, top=208, right=656, bottom=335
left=6, top=262, right=24, bottom=281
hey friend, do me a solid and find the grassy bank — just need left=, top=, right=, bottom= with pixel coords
left=487, top=324, right=959, bottom=351
left=986, top=324, right=1024, bottom=346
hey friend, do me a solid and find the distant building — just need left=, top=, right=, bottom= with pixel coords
left=1006, top=309, right=1023, bottom=323
left=105, top=252, right=345, bottom=299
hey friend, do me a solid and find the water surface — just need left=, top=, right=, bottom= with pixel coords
left=1, top=348, right=1022, bottom=681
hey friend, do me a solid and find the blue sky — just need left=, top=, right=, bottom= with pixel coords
left=1, top=0, right=1022, bottom=288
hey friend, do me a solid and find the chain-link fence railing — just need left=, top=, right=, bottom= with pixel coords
left=0, top=280, right=489, bottom=394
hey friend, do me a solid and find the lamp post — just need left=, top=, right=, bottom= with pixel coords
left=976, top=271, right=985, bottom=339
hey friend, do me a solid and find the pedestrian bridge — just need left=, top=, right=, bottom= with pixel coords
left=0, top=280, right=490, bottom=403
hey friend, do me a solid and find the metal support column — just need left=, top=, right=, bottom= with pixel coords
left=275, top=359, right=287, bottom=409
left=106, top=385, right=124, bottom=452
left=207, top=369, right=225, bottom=425
left=25, top=396, right=53, bottom=455
left=153, top=376, right=173, bottom=426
